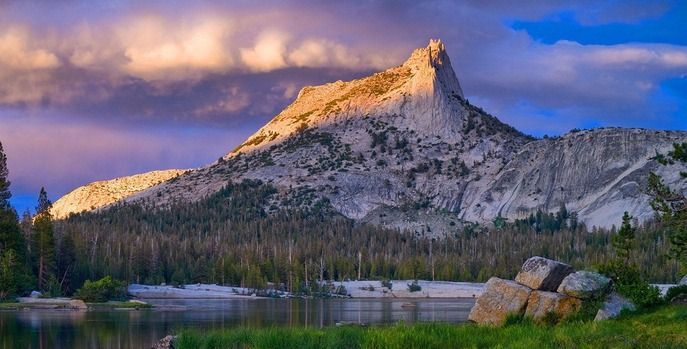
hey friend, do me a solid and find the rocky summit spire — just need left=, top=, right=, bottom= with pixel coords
left=403, top=39, right=464, bottom=98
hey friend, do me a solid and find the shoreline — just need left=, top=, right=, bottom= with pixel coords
left=130, top=280, right=677, bottom=300
left=129, top=280, right=486, bottom=299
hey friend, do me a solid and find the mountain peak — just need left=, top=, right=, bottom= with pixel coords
left=403, top=39, right=463, bottom=98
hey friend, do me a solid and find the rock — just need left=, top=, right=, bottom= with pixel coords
left=557, top=271, right=611, bottom=299
left=29, top=291, right=42, bottom=298
left=468, top=277, right=532, bottom=325
left=680, top=275, right=687, bottom=286
left=515, top=257, right=574, bottom=291
left=152, top=335, right=176, bottom=349
left=67, top=299, right=88, bottom=310
left=50, top=169, right=187, bottom=219
left=525, top=291, right=582, bottom=322
left=594, top=292, right=636, bottom=321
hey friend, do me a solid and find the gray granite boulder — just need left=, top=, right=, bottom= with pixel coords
left=468, top=277, right=532, bottom=325
left=515, top=256, right=574, bottom=291
left=525, top=291, right=582, bottom=322
left=594, top=292, right=636, bottom=321
left=152, top=335, right=176, bottom=349
left=557, top=271, right=611, bottom=299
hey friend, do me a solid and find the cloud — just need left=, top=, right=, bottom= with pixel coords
left=0, top=2, right=682, bottom=131
left=119, top=16, right=235, bottom=79
left=240, top=30, right=290, bottom=72
left=193, top=85, right=251, bottom=116
left=0, top=27, right=60, bottom=70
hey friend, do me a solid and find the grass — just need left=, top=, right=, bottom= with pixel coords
left=0, top=302, right=23, bottom=310
left=176, top=305, right=687, bottom=349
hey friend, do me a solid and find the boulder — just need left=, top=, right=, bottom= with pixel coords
left=525, top=291, right=582, bottom=322
left=67, top=299, right=88, bottom=310
left=152, top=335, right=176, bottom=349
left=29, top=291, right=42, bottom=298
left=680, top=275, right=687, bottom=286
left=594, top=292, right=636, bottom=321
left=515, top=257, right=574, bottom=291
left=557, top=271, right=611, bottom=299
left=468, top=277, right=532, bottom=325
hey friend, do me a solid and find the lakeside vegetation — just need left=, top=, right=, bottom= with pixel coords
left=176, top=305, right=687, bottom=349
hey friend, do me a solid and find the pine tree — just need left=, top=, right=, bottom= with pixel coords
left=56, top=232, right=76, bottom=294
left=33, top=187, right=56, bottom=292
left=649, top=142, right=687, bottom=269
left=0, top=249, right=17, bottom=300
left=0, top=141, right=11, bottom=210
left=0, top=141, right=31, bottom=297
left=612, top=212, right=635, bottom=263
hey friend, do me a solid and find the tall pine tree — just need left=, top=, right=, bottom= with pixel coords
left=33, top=187, right=56, bottom=292
left=612, top=212, right=636, bottom=263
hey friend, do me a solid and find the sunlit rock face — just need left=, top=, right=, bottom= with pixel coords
left=57, top=39, right=687, bottom=235
left=51, top=169, right=186, bottom=218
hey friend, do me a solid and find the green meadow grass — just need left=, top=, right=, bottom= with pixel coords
left=176, top=305, right=687, bottom=349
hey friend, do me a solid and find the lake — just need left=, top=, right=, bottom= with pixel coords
left=0, top=298, right=475, bottom=349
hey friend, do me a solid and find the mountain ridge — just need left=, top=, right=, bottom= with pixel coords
left=50, top=169, right=186, bottom=219
left=53, top=40, right=687, bottom=232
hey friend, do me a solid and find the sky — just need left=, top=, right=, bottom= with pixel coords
left=0, top=0, right=685, bottom=213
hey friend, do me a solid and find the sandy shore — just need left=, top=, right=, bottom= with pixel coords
left=128, top=280, right=485, bottom=299
left=128, top=284, right=266, bottom=299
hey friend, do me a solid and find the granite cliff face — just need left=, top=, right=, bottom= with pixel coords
left=50, top=169, right=186, bottom=218
left=56, top=40, right=687, bottom=233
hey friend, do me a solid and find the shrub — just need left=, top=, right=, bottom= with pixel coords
left=616, top=282, right=663, bottom=308
left=665, top=285, right=687, bottom=302
left=598, top=260, right=641, bottom=286
left=335, top=285, right=348, bottom=296
left=74, top=276, right=128, bottom=302
left=407, top=280, right=421, bottom=292
left=598, top=260, right=662, bottom=308
left=381, top=279, right=393, bottom=290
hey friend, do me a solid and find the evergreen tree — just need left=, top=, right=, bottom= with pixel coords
left=0, top=141, right=31, bottom=297
left=649, top=142, right=687, bottom=270
left=612, top=212, right=635, bottom=263
left=0, top=141, right=10, bottom=210
left=56, top=232, right=77, bottom=294
left=33, top=187, right=56, bottom=291
left=0, top=249, right=17, bottom=300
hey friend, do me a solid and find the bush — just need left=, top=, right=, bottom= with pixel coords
left=334, top=285, right=348, bottom=296
left=74, top=276, right=128, bottom=302
left=407, top=280, right=421, bottom=292
left=616, top=282, right=663, bottom=308
left=598, top=260, right=641, bottom=286
left=665, top=285, right=687, bottom=302
left=381, top=279, right=393, bottom=290
left=599, top=260, right=662, bottom=308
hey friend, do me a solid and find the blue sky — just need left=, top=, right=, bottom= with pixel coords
left=0, top=0, right=685, bottom=213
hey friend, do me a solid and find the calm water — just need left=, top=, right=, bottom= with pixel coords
left=0, top=298, right=475, bottom=349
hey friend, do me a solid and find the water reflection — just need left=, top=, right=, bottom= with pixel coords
left=0, top=298, right=475, bottom=349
